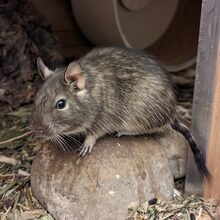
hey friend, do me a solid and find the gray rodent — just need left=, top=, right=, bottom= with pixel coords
left=31, top=46, right=209, bottom=177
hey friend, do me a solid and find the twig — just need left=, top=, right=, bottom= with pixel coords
left=17, top=203, right=32, bottom=211
left=0, top=155, right=18, bottom=165
left=0, top=173, right=15, bottom=178
left=0, top=131, right=33, bottom=145
left=2, top=206, right=11, bottom=220
left=0, top=181, right=17, bottom=196
left=25, top=185, right=33, bottom=209
left=12, top=191, right=20, bottom=213
left=161, top=212, right=175, bottom=220
left=202, top=204, right=216, bottom=220
left=17, top=169, right=30, bottom=177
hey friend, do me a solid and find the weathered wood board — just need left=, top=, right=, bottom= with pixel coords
left=185, top=0, right=220, bottom=199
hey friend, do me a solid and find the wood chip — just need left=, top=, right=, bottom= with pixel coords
left=7, top=209, right=48, bottom=220
left=128, top=196, right=219, bottom=220
left=0, top=155, right=18, bottom=165
left=17, top=169, right=30, bottom=177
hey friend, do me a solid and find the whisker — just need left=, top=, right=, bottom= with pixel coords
left=57, top=134, right=71, bottom=154
left=55, top=135, right=68, bottom=154
left=49, top=137, right=57, bottom=148
left=56, top=135, right=67, bottom=153
left=61, top=133, right=82, bottom=148
left=53, top=136, right=62, bottom=149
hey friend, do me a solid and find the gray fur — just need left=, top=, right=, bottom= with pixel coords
left=32, top=47, right=176, bottom=155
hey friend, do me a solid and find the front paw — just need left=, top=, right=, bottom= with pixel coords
left=79, top=143, right=93, bottom=156
left=79, top=143, right=93, bottom=157
left=78, top=135, right=96, bottom=156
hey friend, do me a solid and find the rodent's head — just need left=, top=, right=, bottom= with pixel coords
left=31, top=58, right=92, bottom=140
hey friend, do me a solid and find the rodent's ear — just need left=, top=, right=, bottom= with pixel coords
left=37, top=57, right=52, bottom=80
left=64, top=62, right=86, bottom=90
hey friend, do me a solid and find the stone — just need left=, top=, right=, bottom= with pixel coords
left=31, top=129, right=188, bottom=220
left=158, top=129, right=188, bottom=179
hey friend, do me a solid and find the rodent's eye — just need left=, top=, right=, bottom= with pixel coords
left=55, top=99, right=66, bottom=109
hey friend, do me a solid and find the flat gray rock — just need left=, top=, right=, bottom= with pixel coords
left=31, top=130, right=187, bottom=220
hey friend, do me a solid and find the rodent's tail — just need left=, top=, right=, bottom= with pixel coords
left=171, top=119, right=210, bottom=178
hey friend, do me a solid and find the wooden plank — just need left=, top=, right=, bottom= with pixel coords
left=185, top=0, right=220, bottom=197
left=204, top=47, right=220, bottom=198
